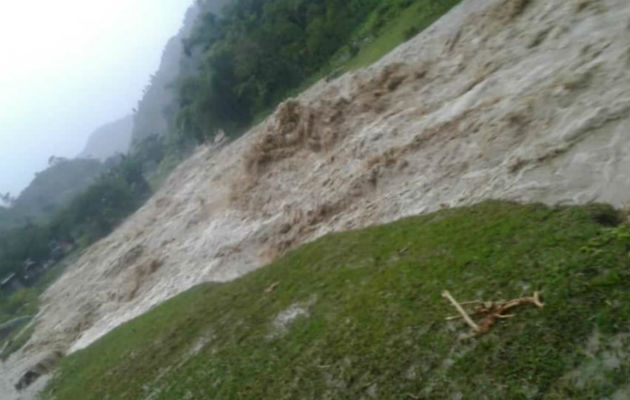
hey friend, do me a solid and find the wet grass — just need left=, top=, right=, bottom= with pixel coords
left=40, top=201, right=630, bottom=399
left=343, top=0, right=462, bottom=71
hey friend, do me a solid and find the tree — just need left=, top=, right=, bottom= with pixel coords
left=176, top=0, right=382, bottom=144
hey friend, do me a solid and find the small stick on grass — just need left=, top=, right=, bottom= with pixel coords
left=444, top=290, right=544, bottom=339
left=500, top=291, right=544, bottom=311
left=442, top=290, right=480, bottom=332
left=459, top=300, right=483, bottom=305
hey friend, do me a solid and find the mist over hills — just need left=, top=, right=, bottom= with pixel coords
left=0, top=115, right=130, bottom=230
left=0, top=0, right=228, bottom=229
left=77, top=115, right=133, bottom=161
left=0, top=158, right=104, bottom=231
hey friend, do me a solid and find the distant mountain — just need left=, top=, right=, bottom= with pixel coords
left=1, top=117, right=131, bottom=230
left=78, top=116, right=133, bottom=161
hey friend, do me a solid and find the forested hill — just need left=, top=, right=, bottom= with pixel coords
left=131, top=0, right=230, bottom=145
left=132, top=0, right=456, bottom=147
left=130, top=6, right=200, bottom=145
left=175, top=0, right=391, bottom=142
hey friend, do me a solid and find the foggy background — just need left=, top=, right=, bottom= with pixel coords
left=0, top=0, right=193, bottom=197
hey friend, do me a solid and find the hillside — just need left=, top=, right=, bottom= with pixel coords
left=40, top=202, right=630, bottom=399
left=1, top=0, right=629, bottom=397
left=131, top=0, right=230, bottom=145
left=130, top=7, right=199, bottom=144
left=77, top=116, right=133, bottom=161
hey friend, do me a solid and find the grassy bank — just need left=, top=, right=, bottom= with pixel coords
left=41, top=201, right=629, bottom=399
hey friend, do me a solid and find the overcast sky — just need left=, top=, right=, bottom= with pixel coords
left=0, top=0, right=193, bottom=197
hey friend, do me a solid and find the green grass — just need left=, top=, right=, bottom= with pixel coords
left=40, top=201, right=630, bottom=399
left=342, top=0, right=461, bottom=71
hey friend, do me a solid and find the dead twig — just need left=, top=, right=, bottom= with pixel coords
left=441, top=290, right=480, bottom=332
left=443, top=290, right=544, bottom=339
left=501, top=291, right=544, bottom=310
left=459, top=300, right=483, bottom=305
left=265, top=281, right=280, bottom=293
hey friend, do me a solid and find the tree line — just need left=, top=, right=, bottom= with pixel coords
left=174, top=0, right=385, bottom=142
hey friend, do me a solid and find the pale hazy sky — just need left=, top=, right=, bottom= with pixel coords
left=0, top=0, right=193, bottom=197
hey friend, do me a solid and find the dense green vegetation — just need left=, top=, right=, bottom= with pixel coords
left=40, top=202, right=630, bottom=399
left=130, top=1, right=229, bottom=145
left=174, top=0, right=460, bottom=142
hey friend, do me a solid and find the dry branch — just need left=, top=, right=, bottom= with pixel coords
left=441, top=290, right=480, bottom=332
left=265, top=281, right=280, bottom=293
left=443, top=290, right=544, bottom=339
